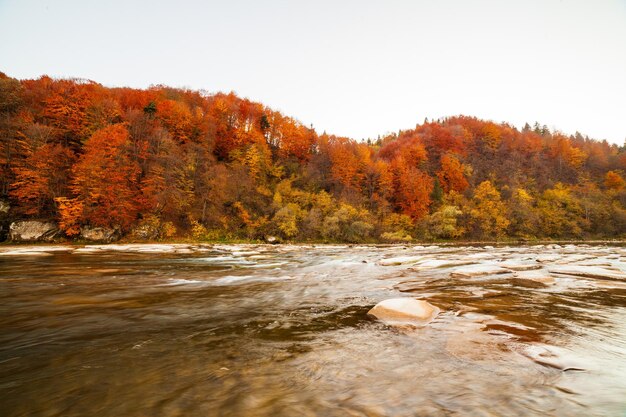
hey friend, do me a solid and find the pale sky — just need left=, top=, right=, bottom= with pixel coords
left=1, top=0, right=625, bottom=143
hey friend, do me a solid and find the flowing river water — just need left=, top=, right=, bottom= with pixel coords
left=1, top=243, right=625, bottom=416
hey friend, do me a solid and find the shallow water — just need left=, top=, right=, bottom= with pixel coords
left=1, top=243, right=625, bottom=416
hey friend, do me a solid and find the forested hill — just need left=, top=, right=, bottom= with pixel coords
left=1, top=72, right=626, bottom=242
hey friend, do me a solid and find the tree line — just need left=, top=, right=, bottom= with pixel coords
left=1, top=72, right=626, bottom=242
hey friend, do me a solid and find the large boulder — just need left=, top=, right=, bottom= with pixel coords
left=9, top=220, right=60, bottom=242
left=368, top=298, right=440, bottom=327
left=80, top=226, right=120, bottom=243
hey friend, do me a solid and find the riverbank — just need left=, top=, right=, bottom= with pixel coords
left=3, top=238, right=626, bottom=248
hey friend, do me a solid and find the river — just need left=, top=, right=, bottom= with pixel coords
left=1, top=243, right=625, bottom=416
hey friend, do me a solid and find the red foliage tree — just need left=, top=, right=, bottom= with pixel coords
left=391, top=157, right=434, bottom=219
left=69, top=124, right=141, bottom=230
left=379, top=132, right=428, bottom=167
left=42, top=79, right=97, bottom=146
left=156, top=99, right=193, bottom=143
left=278, top=119, right=316, bottom=162
left=327, top=137, right=366, bottom=190
left=417, top=122, right=468, bottom=159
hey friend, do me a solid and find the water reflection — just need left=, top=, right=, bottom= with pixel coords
left=1, top=244, right=625, bottom=416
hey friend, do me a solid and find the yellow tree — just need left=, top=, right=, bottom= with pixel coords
left=536, top=183, right=584, bottom=238
left=272, top=203, right=304, bottom=238
left=469, top=180, right=510, bottom=239
left=507, top=188, right=539, bottom=238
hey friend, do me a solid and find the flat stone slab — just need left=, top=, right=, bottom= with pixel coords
left=500, top=262, right=543, bottom=271
left=411, top=259, right=474, bottom=269
left=549, top=266, right=625, bottom=282
left=367, top=298, right=440, bottom=327
left=449, top=264, right=509, bottom=278
left=378, top=256, right=422, bottom=266
left=513, top=270, right=556, bottom=285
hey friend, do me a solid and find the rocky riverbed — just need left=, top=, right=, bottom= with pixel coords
left=0, top=243, right=625, bottom=416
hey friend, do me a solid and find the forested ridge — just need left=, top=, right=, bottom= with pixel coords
left=1, top=71, right=626, bottom=242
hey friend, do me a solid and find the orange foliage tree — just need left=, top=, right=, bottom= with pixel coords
left=604, top=171, right=625, bottom=191
left=67, top=124, right=141, bottom=231
left=327, top=137, right=367, bottom=190
left=11, top=142, right=74, bottom=216
left=156, top=99, right=194, bottom=143
left=42, top=79, right=96, bottom=146
left=436, top=154, right=470, bottom=193
left=278, top=119, right=316, bottom=162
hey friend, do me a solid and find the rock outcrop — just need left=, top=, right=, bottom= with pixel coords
left=265, top=235, right=281, bottom=244
left=80, top=226, right=120, bottom=243
left=9, top=220, right=60, bottom=242
left=130, top=224, right=159, bottom=240
left=368, top=298, right=440, bottom=327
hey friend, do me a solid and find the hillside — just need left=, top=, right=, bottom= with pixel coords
left=1, top=72, right=625, bottom=242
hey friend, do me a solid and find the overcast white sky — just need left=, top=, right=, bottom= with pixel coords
left=1, top=0, right=625, bottom=143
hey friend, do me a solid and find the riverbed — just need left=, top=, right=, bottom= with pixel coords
left=1, top=243, right=625, bottom=416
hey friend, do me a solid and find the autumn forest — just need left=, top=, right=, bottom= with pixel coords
left=1, top=72, right=626, bottom=243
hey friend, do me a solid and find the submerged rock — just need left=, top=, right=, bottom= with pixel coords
left=521, top=345, right=586, bottom=372
left=368, top=298, right=440, bottom=327
left=445, top=325, right=513, bottom=363
left=80, top=226, right=120, bottom=243
left=9, top=220, right=59, bottom=242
